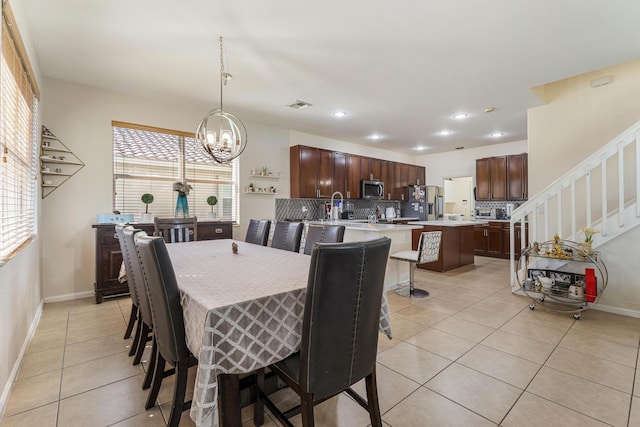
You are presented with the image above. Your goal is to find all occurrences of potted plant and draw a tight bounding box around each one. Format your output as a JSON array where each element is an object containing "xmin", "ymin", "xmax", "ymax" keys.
[
  {"xmin": 207, "ymin": 195, "xmax": 218, "ymax": 220},
  {"xmin": 140, "ymin": 193, "xmax": 154, "ymax": 222}
]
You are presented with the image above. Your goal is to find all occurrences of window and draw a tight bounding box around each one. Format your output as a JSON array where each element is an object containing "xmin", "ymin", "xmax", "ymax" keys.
[
  {"xmin": 0, "ymin": 2, "xmax": 39, "ymax": 265},
  {"xmin": 112, "ymin": 122, "xmax": 239, "ymax": 222}
]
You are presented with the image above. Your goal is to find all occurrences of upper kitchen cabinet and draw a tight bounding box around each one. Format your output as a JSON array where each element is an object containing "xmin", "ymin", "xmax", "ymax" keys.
[
  {"xmin": 369, "ymin": 158, "xmax": 382, "ymax": 181},
  {"xmin": 507, "ymin": 153, "xmax": 528, "ymax": 201},
  {"xmin": 475, "ymin": 156, "xmax": 507, "ymax": 201},
  {"xmin": 290, "ymin": 145, "xmax": 334, "ymax": 198},
  {"xmin": 333, "ymin": 151, "xmax": 347, "ymax": 196},
  {"xmin": 346, "ymin": 153, "xmax": 361, "ymax": 199},
  {"xmin": 407, "ymin": 165, "xmax": 425, "ymax": 186}
]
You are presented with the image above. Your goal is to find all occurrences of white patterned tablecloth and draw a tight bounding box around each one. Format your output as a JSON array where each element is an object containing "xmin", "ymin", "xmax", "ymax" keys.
[{"xmin": 165, "ymin": 239, "xmax": 392, "ymax": 427}]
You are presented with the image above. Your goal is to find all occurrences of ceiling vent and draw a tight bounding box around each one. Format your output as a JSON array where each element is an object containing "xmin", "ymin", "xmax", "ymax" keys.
[{"xmin": 286, "ymin": 100, "xmax": 313, "ymax": 110}]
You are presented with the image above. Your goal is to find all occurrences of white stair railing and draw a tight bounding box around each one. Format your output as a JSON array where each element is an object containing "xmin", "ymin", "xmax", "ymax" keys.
[{"xmin": 509, "ymin": 119, "xmax": 640, "ymax": 286}]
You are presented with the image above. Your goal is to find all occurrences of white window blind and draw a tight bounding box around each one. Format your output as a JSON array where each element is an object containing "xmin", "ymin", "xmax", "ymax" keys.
[
  {"xmin": 112, "ymin": 122, "xmax": 239, "ymax": 222},
  {"xmin": 0, "ymin": 7, "xmax": 39, "ymax": 265}
]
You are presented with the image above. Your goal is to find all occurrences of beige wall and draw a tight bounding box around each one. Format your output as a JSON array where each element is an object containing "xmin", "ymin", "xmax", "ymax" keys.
[
  {"xmin": 528, "ymin": 58, "xmax": 640, "ymax": 194},
  {"xmin": 527, "ymin": 59, "xmax": 640, "ymax": 314}
]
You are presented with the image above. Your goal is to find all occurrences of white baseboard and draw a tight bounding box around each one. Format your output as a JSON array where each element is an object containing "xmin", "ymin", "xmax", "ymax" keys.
[
  {"xmin": 43, "ymin": 290, "xmax": 94, "ymax": 304},
  {"xmin": 591, "ymin": 303, "xmax": 640, "ymax": 318},
  {"xmin": 0, "ymin": 302, "xmax": 43, "ymax": 421}
]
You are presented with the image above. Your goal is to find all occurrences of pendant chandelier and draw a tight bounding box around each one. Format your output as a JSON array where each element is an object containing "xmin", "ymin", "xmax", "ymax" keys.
[{"xmin": 196, "ymin": 37, "xmax": 247, "ymax": 164}]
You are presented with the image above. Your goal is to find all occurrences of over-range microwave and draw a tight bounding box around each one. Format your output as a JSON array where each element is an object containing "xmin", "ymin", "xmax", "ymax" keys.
[{"xmin": 361, "ymin": 180, "xmax": 384, "ymax": 199}]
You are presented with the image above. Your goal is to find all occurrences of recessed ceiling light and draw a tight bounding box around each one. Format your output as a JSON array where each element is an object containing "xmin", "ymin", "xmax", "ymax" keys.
[
  {"xmin": 452, "ymin": 113, "xmax": 468, "ymax": 120},
  {"xmin": 437, "ymin": 130, "xmax": 452, "ymax": 136},
  {"xmin": 490, "ymin": 132, "xmax": 504, "ymax": 138},
  {"xmin": 332, "ymin": 111, "xmax": 348, "ymax": 118},
  {"xmin": 414, "ymin": 146, "xmax": 428, "ymax": 151},
  {"xmin": 484, "ymin": 107, "xmax": 496, "ymax": 113},
  {"xmin": 369, "ymin": 134, "xmax": 382, "ymax": 140}
]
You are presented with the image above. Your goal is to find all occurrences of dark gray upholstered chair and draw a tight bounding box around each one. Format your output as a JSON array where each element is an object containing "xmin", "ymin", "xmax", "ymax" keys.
[
  {"xmin": 134, "ymin": 232, "xmax": 197, "ymax": 427},
  {"xmin": 245, "ymin": 219, "xmax": 271, "ymax": 246},
  {"xmin": 302, "ymin": 224, "xmax": 345, "ymax": 255},
  {"xmin": 271, "ymin": 221, "xmax": 304, "ymax": 252},
  {"xmin": 255, "ymin": 237, "xmax": 391, "ymax": 427},
  {"xmin": 121, "ymin": 227, "xmax": 155, "ymax": 382},
  {"xmin": 390, "ymin": 231, "xmax": 442, "ymax": 298},
  {"xmin": 115, "ymin": 224, "xmax": 140, "ymax": 341},
  {"xmin": 154, "ymin": 216, "xmax": 197, "ymax": 243}
]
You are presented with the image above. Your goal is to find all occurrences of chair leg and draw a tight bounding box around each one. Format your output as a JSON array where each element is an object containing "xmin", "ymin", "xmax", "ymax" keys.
[
  {"xmin": 146, "ymin": 353, "xmax": 166, "ymax": 410},
  {"xmin": 128, "ymin": 313, "xmax": 143, "ymax": 357},
  {"xmin": 133, "ymin": 323, "xmax": 151, "ymax": 365},
  {"xmin": 364, "ymin": 369, "xmax": 382, "ymax": 427},
  {"xmin": 254, "ymin": 368, "xmax": 265, "ymax": 426},
  {"xmin": 409, "ymin": 262, "xmax": 429, "ymax": 298},
  {"xmin": 123, "ymin": 304, "xmax": 138, "ymax": 339},
  {"xmin": 142, "ymin": 338, "xmax": 157, "ymax": 390},
  {"xmin": 168, "ymin": 358, "xmax": 190, "ymax": 427},
  {"xmin": 300, "ymin": 391, "xmax": 315, "ymax": 427}
]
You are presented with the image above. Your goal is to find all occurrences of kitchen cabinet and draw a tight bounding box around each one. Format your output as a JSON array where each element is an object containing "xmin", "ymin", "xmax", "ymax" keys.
[
  {"xmin": 475, "ymin": 156, "xmax": 507, "ymax": 201},
  {"xmin": 333, "ymin": 151, "xmax": 347, "ymax": 196},
  {"xmin": 92, "ymin": 221, "xmax": 233, "ymax": 303},
  {"xmin": 290, "ymin": 145, "xmax": 425, "ymax": 201},
  {"xmin": 412, "ymin": 224, "xmax": 475, "ymax": 272},
  {"xmin": 346, "ymin": 153, "xmax": 361, "ymax": 199},
  {"xmin": 290, "ymin": 146, "xmax": 333, "ymax": 198},
  {"xmin": 507, "ymin": 153, "xmax": 528, "ymax": 201},
  {"xmin": 475, "ymin": 221, "xmax": 529, "ymax": 258}
]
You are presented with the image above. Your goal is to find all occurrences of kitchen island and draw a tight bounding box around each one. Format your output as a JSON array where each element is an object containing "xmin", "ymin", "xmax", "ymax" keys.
[
  {"xmin": 407, "ymin": 220, "xmax": 476, "ymax": 272},
  {"xmin": 307, "ymin": 220, "xmax": 422, "ymax": 290}
]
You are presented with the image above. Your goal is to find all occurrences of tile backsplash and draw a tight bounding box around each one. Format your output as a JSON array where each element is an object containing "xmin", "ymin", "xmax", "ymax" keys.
[{"xmin": 275, "ymin": 198, "xmax": 400, "ymax": 221}]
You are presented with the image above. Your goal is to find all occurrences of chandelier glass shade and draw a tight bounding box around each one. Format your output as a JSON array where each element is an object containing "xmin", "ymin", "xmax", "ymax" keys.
[{"xmin": 196, "ymin": 37, "xmax": 247, "ymax": 164}]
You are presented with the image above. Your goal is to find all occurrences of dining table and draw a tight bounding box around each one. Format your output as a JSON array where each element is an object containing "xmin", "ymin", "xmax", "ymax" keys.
[{"xmin": 164, "ymin": 239, "xmax": 392, "ymax": 427}]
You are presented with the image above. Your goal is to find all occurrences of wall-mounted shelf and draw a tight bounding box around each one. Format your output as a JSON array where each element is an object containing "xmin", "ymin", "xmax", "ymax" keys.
[
  {"xmin": 249, "ymin": 173, "xmax": 280, "ymax": 180},
  {"xmin": 244, "ymin": 190, "xmax": 277, "ymax": 195},
  {"xmin": 41, "ymin": 126, "xmax": 85, "ymax": 198}
]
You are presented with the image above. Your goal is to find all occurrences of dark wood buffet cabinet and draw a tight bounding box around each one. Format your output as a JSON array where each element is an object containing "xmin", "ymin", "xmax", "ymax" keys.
[
  {"xmin": 92, "ymin": 221, "xmax": 233, "ymax": 303},
  {"xmin": 290, "ymin": 145, "xmax": 425, "ymax": 200}
]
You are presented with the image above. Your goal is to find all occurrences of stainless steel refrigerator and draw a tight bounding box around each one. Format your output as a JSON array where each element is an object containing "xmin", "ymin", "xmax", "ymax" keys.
[{"xmin": 401, "ymin": 185, "xmax": 442, "ymax": 221}]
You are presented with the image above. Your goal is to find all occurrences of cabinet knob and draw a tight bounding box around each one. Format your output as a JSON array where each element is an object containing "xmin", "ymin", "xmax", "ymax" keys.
[{"xmin": 215, "ymin": 228, "xmax": 223, "ymax": 233}]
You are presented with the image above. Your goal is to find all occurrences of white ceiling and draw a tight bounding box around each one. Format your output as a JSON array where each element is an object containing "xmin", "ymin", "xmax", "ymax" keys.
[{"xmin": 18, "ymin": 0, "xmax": 640, "ymax": 154}]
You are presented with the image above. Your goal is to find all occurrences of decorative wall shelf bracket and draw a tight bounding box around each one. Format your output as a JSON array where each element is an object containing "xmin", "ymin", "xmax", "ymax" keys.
[{"xmin": 40, "ymin": 126, "xmax": 85, "ymax": 198}]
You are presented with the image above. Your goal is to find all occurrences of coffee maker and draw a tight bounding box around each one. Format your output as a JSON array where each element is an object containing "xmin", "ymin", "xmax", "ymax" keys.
[{"xmin": 341, "ymin": 201, "xmax": 355, "ymax": 219}]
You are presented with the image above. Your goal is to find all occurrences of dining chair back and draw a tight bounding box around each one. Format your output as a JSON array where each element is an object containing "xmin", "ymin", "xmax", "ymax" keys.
[
  {"xmin": 302, "ymin": 224, "xmax": 345, "ymax": 255},
  {"xmin": 255, "ymin": 237, "xmax": 391, "ymax": 427},
  {"xmin": 134, "ymin": 232, "xmax": 197, "ymax": 427},
  {"xmin": 245, "ymin": 219, "xmax": 271, "ymax": 246},
  {"xmin": 115, "ymin": 224, "xmax": 141, "ymax": 340},
  {"xmin": 154, "ymin": 216, "xmax": 197, "ymax": 243},
  {"xmin": 120, "ymin": 226, "xmax": 154, "ymax": 367},
  {"xmin": 271, "ymin": 221, "xmax": 304, "ymax": 252},
  {"xmin": 390, "ymin": 231, "xmax": 442, "ymax": 298}
]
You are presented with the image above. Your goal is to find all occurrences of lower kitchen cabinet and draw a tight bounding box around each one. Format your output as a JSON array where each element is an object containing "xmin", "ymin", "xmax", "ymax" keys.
[
  {"xmin": 412, "ymin": 224, "xmax": 475, "ymax": 272},
  {"xmin": 92, "ymin": 221, "xmax": 233, "ymax": 303},
  {"xmin": 475, "ymin": 221, "xmax": 528, "ymax": 259}
]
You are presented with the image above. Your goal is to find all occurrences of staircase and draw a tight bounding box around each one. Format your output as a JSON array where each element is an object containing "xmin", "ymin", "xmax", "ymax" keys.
[{"xmin": 509, "ymin": 119, "xmax": 640, "ymax": 287}]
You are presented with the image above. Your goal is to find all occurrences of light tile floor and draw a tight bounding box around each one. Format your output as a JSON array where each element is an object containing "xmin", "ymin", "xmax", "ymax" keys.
[{"xmin": 2, "ymin": 256, "xmax": 640, "ymax": 426}]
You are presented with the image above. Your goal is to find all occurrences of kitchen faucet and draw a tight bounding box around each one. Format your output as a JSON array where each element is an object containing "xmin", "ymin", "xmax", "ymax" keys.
[{"xmin": 330, "ymin": 191, "xmax": 344, "ymax": 221}]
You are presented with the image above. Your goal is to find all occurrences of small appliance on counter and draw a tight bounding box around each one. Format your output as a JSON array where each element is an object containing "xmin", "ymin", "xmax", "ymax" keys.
[
  {"xmin": 385, "ymin": 207, "xmax": 396, "ymax": 219},
  {"xmin": 475, "ymin": 208, "xmax": 496, "ymax": 219},
  {"xmin": 341, "ymin": 201, "xmax": 355, "ymax": 219}
]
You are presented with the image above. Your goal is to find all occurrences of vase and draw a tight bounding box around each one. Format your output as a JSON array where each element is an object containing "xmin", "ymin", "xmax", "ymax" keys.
[
  {"xmin": 580, "ymin": 241, "xmax": 593, "ymax": 256},
  {"xmin": 175, "ymin": 193, "xmax": 189, "ymax": 217}
]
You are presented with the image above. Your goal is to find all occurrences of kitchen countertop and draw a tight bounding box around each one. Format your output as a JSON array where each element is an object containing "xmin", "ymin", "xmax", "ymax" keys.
[
  {"xmin": 408, "ymin": 220, "xmax": 478, "ymax": 227},
  {"xmin": 307, "ymin": 220, "xmax": 421, "ymax": 231}
]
